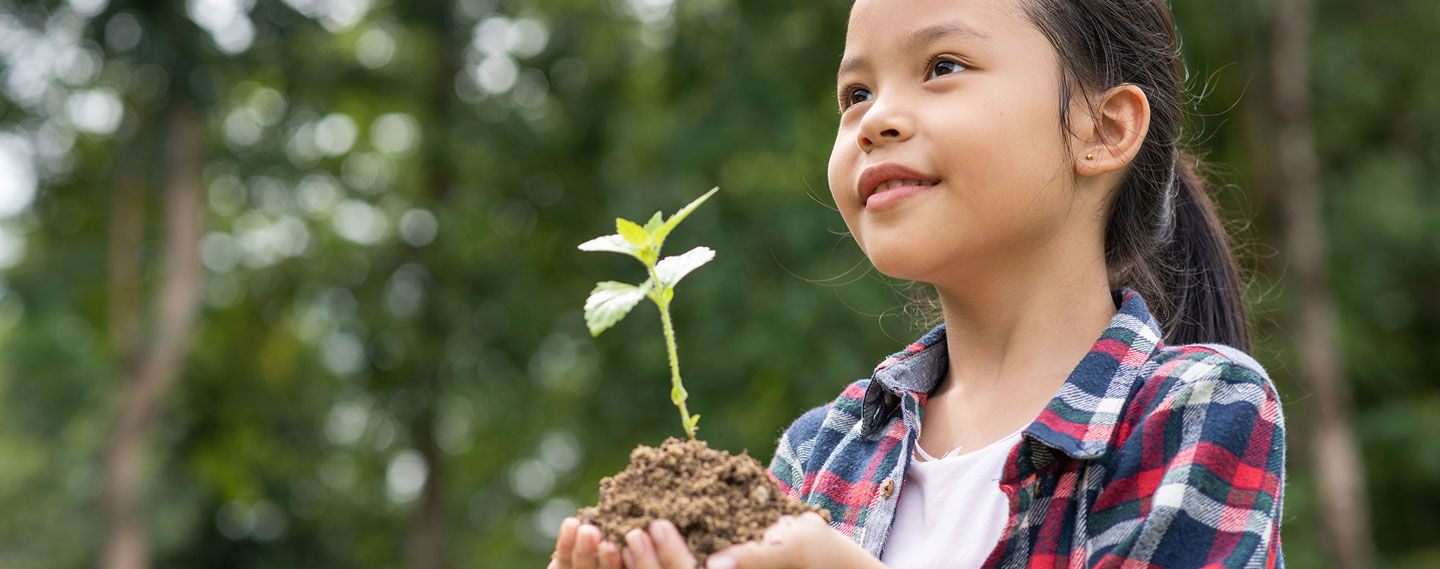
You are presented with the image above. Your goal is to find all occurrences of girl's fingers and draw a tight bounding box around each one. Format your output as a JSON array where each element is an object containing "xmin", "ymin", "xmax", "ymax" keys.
[
  {"xmin": 648, "ymin": 519, "xmax": 698, "ymax": 569},
  {"xmin": 707, "ymin": 517, "xmax": 787, "ymax": 569},
  {"xmin": 761, "ymin": 515, "xmax": 795, "ymax": 544},
  {"xmin": 554, "ymin": 517, "xmax": 581, "ymax": 569},
  {"xmin": 598, "ymin": 540, "xmax": 622, "ymax": 569},
  {"xmin": 625, "ymin": 529, "xmax": 661, "ymax": 569},
  {"xmin": 572, "ymin": 524, "xmax": 603, "ymax": 569},
  {"xmin": 709, "ymin": 512, "xmax": 834, "ymax": 569},
  {"xmin": 710, "ymin": 542, "xmax": 777, "ymax": 569}
]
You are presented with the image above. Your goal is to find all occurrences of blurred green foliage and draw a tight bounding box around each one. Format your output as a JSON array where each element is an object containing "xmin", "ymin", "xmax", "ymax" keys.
[{"xmin": 0, "ymin": 0, "xmax": 1436, "ymax": 568}]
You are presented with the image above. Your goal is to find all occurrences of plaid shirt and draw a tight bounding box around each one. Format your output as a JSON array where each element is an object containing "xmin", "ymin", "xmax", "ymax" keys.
[{"xmin": 767, "ymin": 289, "xmax": 1285, "ymax": 568}]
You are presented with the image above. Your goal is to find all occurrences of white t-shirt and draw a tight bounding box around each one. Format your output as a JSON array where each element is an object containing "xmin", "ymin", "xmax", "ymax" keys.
[{"xmin": 879, "ymin": 429, "xmax": 1024, "ymax": 569}]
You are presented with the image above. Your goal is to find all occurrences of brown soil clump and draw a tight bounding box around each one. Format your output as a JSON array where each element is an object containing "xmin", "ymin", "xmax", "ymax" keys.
[{"xmin": 576, "ymin": 437, "xmax": 829, "ymax": 565}]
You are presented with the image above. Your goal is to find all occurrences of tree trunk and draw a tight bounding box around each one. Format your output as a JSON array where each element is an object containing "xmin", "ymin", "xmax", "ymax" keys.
[
  {"xmin": 1270, "ymin": 1, "xmax": 1374, "ymax": 568},
  {"xmin": 100, "ymin": 102, "xmax": 206, "ymax": 569},
  {"xmin": 107, "ymin": 156, "xmax": 144, "ymax": 359},
  {"xmin": 402, "ymin": 9, "xmax": 462, "ymax": 568},
  {"xmin": 406, "ymin": 398, "xmax": 447, "ymax": 569}
]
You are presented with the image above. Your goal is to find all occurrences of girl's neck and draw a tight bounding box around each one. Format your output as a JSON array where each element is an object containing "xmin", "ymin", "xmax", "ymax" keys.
[{"xmin": 931, "ymin": 255, "xmax": 1117, "ymax": 399}]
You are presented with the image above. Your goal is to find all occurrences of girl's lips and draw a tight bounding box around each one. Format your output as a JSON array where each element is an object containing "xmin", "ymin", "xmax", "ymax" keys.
[{"xmin": 864, "ymin": 183, "xmax": 936, "ymax": 210}]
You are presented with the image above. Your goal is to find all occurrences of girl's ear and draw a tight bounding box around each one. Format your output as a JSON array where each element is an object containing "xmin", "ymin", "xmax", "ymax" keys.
[{"xmin": 1073, "ymin": 84, "xmax": 1151, "ymax": 177}]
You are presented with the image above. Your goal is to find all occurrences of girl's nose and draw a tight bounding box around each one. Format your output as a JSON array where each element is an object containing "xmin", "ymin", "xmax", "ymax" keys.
[
  {"xmin": 856, "ymin": 128, "xmax": 902, "ymax": 152},
  {"xmin": 857, "ymin": 99, "xmax": 912, "ymax": 152}
]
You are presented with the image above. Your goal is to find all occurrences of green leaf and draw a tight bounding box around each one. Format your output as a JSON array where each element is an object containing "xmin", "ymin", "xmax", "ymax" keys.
[
  {"xmin": 653, "ymin": 187, "xmax": 719, "ymax": 247},
  {"xmin": 642, "ymin": 211, "xmax": 664, "ymax": 233},
  {"xmin": 583, "ymin": 281, "xmax": 647, "ymax": 336},
  {"xmin": 577, "ymin": 234, "xmax": 641, "ymax": 259},
  {"xmin": 616, "ymin": 218, "xmax": 652, "ymax": 249},
  {"xmin": 686, "ymin": 414, "xmax": 701, "ymax": 433},
  {"xmin": 654, "ymin": 246, "xmax": 715, "ymax": 288}
]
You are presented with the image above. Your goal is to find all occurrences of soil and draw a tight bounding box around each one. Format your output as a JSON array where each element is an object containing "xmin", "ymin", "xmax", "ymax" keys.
[{"xmin": 576, "ymin": 437, "xmax": 830, "ymax": 565}]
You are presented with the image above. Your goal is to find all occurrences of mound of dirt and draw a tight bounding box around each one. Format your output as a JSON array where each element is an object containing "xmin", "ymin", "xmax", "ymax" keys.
[{"xmin": 576, "ymin": 437, "xmax": 830, "ymax": 565}]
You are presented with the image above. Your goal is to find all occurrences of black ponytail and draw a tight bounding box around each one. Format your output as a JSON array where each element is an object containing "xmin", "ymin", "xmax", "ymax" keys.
[
  {"xmin": 1121, "ymin": 155, "xmax": 1250, "ymax": 351},
  {"xmin": 1026, "ymin": 0, "xmax": 1252, "ymax": 350}
]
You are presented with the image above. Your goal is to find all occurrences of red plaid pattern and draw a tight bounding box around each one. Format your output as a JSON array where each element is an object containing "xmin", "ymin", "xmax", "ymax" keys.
[{"xmin": 767, "ymin": 289, "xmax": 1285, "ymax": 568}]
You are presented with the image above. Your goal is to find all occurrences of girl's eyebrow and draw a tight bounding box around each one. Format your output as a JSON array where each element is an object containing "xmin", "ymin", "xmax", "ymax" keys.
[{"xmin": 837, "ymin": 20, "xmax": 990, "ymax": 79}]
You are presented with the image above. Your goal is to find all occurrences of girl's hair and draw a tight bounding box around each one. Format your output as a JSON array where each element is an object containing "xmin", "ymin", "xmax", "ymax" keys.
[{"xmin": 1023, "ymin": 0, "xmax": 1251, "ymax": 351}]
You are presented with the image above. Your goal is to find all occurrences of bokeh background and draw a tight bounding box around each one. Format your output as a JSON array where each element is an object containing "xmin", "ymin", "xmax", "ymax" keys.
[{"xmin": 0, "ymin": 0, "xmax": 1436, "ymax": 567}]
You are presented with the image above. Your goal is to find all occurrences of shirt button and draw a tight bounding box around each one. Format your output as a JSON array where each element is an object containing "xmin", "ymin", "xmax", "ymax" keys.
[{"xmin": 880, "ymin": 478, "xmax": 895, "ymax": 499}]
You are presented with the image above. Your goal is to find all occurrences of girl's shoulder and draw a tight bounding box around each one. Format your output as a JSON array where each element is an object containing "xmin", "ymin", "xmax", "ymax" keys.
[
  {"xmin": 1141, "ymin": 342, "xmax": 1278, "ymax": 406},
  {"xmin": 771, "ymin": 339, "xmax": 1285, "ymax": 482},
  {"xmin": 1120, "ymin": 342, "xmax": 1285, "ymax": 441},
  {"xmin": 1152, "ymin": 342, "xmax": 1270, "ymax": 382},
  {"xmin": 775, "ymin": 378, "xmax": 872, "ymax": 448}
]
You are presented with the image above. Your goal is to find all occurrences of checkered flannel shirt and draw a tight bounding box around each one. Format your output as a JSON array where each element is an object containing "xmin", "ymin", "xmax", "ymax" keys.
[{"xmin": 767, "ymin": 289, "xmax": 1285, "ymax": 568}]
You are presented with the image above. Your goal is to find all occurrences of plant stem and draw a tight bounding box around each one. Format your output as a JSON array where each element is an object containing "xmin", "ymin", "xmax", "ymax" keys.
[{"xmin": 656, "ymin": 297, "xmax": 696, "ymax": 439}]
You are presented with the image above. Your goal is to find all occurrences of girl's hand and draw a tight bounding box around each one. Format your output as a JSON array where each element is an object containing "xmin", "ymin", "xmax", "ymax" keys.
[
  {"xmin": 548, "ymin": 517, "xmax": 624, "ymax": 569},
  {"xmin": 621, "ymin": 519, "xmax": 699, "ymax": 569},
  {"xmin": 628, "ymin": 513, "xmax": 876, "ymax": 569},
  {"xmin": 703, "ymin": 512, "xmax": 835, "ymax": 569}
]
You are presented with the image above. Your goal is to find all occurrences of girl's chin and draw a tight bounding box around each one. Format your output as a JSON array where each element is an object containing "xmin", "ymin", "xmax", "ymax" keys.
[
  {"xmin": 863, "ymin": 250, "xmax": 944, "ymax": 282},
  {"xmin": 862, "ymin": 238, "xmax": 987, "ymax": 284}
]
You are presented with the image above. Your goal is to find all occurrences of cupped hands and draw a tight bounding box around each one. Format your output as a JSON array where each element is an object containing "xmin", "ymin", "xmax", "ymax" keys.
[{"xmin": 548, "ymin": 512, "xmax": 880, "ymax": 569}]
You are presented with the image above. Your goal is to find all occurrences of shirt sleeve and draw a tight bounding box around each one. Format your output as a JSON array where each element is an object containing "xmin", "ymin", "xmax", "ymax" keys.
[
  {"xmin": 767, "ymin": 403, "xmax": 831, "ymax": 501},
  {"xmin": 1091, "ymin": 360, "xmax": 1286, "ymax": 569}
]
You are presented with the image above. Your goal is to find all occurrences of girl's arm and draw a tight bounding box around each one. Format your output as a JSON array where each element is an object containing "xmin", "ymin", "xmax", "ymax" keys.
[
  {"xmin": 1081, "ymin": 360, "xmax": 1286, "ymax": 568},
  {"xmin": 626, "ymin": 514, "xmax": 886, "ymax": 569}
]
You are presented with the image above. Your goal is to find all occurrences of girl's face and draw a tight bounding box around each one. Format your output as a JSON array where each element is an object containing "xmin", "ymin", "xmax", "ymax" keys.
[{"xmin": 828, "ymin": 0, "xmax": 1092, "ymax": 286}]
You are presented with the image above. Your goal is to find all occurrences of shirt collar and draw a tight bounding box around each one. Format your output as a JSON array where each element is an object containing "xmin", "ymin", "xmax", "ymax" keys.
[{"xmin": 861, "ymin": 289, "xmax": 1164, "ymax": 459}]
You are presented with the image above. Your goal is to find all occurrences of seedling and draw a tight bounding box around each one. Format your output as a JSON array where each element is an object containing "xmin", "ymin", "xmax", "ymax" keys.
[{"xmin": 578, "ymin": 187, "xmax": 719, "ymax": 440}]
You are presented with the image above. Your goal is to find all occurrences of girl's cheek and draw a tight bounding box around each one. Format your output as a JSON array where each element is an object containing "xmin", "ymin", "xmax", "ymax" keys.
[
  {"xmin": 825, "ymin": 155, "xmax": 861, "ymax": 242},
  {"xmin": 828, "ymin": 138, "xmax": 855, "ymax": 206}
]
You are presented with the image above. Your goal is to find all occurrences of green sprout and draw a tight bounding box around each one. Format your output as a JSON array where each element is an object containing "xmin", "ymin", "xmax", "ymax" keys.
[{"xmin": 578, "ymin": 187, "xmax": 719, "ymax": 440}]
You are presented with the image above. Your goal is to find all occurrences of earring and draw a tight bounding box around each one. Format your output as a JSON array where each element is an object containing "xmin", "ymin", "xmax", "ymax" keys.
[{"xmin": 1085, "ymin": 153, "xmax": 1095, "ymax": 160}]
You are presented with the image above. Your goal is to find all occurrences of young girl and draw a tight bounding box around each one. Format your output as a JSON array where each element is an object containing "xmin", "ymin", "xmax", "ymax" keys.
[{"xmin": 552, "ymin": 0, "xmax": 1286, "ymax": 567}]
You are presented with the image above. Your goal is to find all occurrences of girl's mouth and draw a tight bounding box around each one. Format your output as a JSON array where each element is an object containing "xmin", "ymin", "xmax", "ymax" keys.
[
  {"xmin": 857, "ymin": 162, "xmax": 941, "ymax": 210},
  {"xmin": 865, "ymin": 180, "xmax": 938, "ymax": 210}
]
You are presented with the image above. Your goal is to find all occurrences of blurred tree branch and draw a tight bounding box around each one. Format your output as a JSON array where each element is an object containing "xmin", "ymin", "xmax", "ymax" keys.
[
  {"xmin": 1270, "ymin": 0, "xmax": 1374, "ymax": 567},
  {"xmin": 404, "ymin": 10, "xmax": 459, "ymax": 568},
  {"xmin": 107, "ymin": 154, "xmax": 144, "ymax": 359},
  {"xmin": 100, "ymin": 101, "xmax": 205, "ymax": 569}
]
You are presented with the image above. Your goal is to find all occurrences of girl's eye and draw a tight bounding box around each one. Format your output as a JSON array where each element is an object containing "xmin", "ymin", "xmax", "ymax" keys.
[
  {"xmin": 840, "ymin": 86, "xmax": 873, "ymax": 110},
  {"xmin": 927, "ymin": 58, "xmax": 967, "ymax": 79}
]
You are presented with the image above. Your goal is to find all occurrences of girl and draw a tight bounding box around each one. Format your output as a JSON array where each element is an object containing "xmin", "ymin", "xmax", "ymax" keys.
[{"xmin": 552, "ymin": 0, "xmax": 1286, "ymax": 567}]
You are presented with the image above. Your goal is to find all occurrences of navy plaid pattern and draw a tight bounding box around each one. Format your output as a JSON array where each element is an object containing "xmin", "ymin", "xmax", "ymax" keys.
[{"xmin": 768, "ymin": 289, "xmax": 1286, "ymax": 568}]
